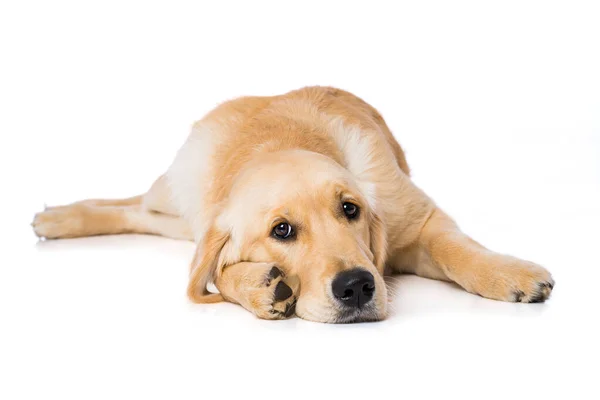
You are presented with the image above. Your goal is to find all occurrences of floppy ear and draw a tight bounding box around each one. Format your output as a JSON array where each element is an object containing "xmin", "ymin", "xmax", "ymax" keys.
[
  {"xmin": 186, "ymin": 224, "xmax": 230, "ymax": 304},
  {"xmin": 369, "ymin": 211, "xmax": 388, "ymax": 274}
]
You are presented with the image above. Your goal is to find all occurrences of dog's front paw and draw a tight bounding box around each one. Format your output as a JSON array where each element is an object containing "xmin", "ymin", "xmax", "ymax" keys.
[
  {"xmin": 216, "ymin": 262, "xmax": 300, "ymax": 320},
  {"xmin": 471, "ymin": 256, "xmax": 555, "ymax": 303},
  {"xmin": 250, "ymin": 266, "xmax": 299, "ymax": 320}
]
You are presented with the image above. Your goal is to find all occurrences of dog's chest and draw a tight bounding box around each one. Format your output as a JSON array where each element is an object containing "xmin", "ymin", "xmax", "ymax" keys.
[{"xmin": 166, "ymin": 122, "xmax": 222, "ymax": 242}]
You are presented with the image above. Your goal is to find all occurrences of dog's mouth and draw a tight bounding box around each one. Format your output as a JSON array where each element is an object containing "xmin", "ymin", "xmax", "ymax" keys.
[
  {"xmin": 294, "ymin": 299, "xmax": 384, "ymax": 323},
  {"xmin": 333, "ymin": 303, "xmax": 381, "ymax": 323}
]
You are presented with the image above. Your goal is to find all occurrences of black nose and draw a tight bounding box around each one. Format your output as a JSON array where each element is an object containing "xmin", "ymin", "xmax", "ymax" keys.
[{"xmin": 331, "ymin": 268, "xmax": 375, "ymax": 308}]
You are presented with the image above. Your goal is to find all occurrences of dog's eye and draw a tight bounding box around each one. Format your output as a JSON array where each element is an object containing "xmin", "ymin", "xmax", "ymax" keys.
[
  {"xmin": 342, "ymin": 202, "xmax": 360, "ymax": 219},
  {"xmin": 272, "ymin": 222, "xmax": 294, "ymax": 239}
]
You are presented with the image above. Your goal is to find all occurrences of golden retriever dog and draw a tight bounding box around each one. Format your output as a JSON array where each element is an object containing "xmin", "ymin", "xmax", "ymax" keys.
[{"xmin": 32, "ymin": 86, "xmax": 554, "ymax": 323}]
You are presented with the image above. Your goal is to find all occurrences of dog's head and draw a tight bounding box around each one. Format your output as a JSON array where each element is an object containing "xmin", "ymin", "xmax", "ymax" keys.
[{"xmin": 189, "ymin": 149, "xmax": 388, "ymax": 323}]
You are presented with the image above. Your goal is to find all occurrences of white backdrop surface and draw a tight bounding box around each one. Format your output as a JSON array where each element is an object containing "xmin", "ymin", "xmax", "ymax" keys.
[{"xmin": 1, "ymin": 1, "xmax": 599, "ymax": 399}]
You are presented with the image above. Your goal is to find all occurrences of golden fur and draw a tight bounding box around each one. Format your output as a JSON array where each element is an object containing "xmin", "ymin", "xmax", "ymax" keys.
[{"xmin": 32, "ymin": 86, "xmax": 554, "ymax": 323}]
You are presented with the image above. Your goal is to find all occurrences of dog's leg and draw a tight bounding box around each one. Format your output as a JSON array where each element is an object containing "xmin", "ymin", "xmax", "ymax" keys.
[
  {"xmin": 396, "ymin": 207, "xmax": 554, "ymax": 303},
  {"xmin": 214, "ymin": 262, "xmax": 300, "ymax": 320},
  {"xmin": 32, "ymin": 203, "xmax": 193, "ymax": 241},
  {"xmin": 32, "ymin": 175, "xmax": 190, "ymax": 240}
]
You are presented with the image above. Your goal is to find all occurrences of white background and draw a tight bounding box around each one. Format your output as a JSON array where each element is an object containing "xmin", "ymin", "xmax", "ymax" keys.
[{"xmin": 1, "ymin": 1, "xmax": 599, "ymax": 399}]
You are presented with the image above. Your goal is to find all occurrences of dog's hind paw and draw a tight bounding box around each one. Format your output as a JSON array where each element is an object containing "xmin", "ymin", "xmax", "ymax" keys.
[{"xmin": 31, "ymin": 205, "xmax": 87, "ymax": 239}]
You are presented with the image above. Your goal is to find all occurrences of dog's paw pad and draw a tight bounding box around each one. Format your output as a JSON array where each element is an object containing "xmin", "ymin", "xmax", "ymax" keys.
[
  {"xmin": 270, "ymin": 296, "xmax": 297, "ymax": 318},
  {"xmin": 268, "ymin": 266, "xmax": 283, "ymax": 280},
  {"xmin": 274, "ymin": 280, "xmax": 293, "ymax": 301}
]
